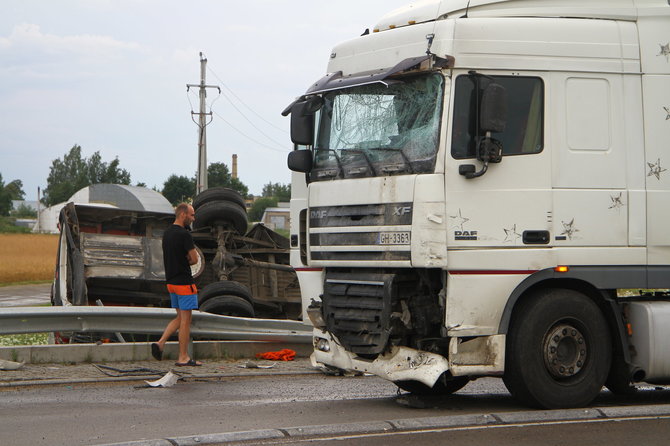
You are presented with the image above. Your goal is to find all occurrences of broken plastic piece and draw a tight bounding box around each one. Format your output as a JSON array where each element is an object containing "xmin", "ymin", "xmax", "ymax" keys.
[
  {"xmin": 145, "ymin": 371, "xmax": 179, "ymax": 387},
  {"xmin": 237, "ymin": 361, "xmax": 276, "ymax": 369},
  {"xmin": 0, "ymin": 359, "xmax": 24, "ymax": 370}
]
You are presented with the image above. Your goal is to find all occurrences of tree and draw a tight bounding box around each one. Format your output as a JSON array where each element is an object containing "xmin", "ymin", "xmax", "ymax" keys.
[
  {"xmin": 162, "ymin": 175, "xmax": 195, "ymax": 206},
  {"xmin": 0, "ymin": 174, "xmax": 26, "ymax": 216},
  {"xmin": 0, "ymin": 173, "xmax": 11, "ymax": 216},
  {"xmin": 207, "ymin": 162, "xmax": 249, "ymax": 198},
  {"xmin": 87, "ymin": 152, "xmax": 130, "ymax": 184},
  {"xmin": 42, "ymin": 144, "xmax": 132, "ymax": 207},
  {"xmin": 261, "ymin": 182, "xmax": 291, "ymax": 202},
  {"xmin": 4, "ymin": 179, "xmax": 25, "ymax": 200},
  {"xmin": 10, "ymin": 202, "xmax": 37, "ymax": 218},
  {"xmin": 248, "ymin": 196, "xmax": 278, "ymax": 222}
]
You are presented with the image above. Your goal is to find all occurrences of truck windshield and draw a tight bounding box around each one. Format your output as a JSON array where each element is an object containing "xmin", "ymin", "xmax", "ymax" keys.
[{"xmin": 312, "ymin": 73, "xmax": 444, "ymax": 181}]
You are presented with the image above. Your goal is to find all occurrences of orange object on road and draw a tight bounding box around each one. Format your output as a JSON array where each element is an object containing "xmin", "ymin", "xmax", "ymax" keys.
[{"xmin": 255, "ymin": 349, "xmax": 296, "ymax": 361}]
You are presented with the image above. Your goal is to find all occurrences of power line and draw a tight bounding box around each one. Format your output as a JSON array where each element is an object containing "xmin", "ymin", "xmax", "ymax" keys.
[
  {"xmin": 207, "ymin": 64, "xmax": 290, "ymax": 135},
  {"xmin": 211, "ymin": 109, "xmax": 289, "ymax": 153},
  {"xmin": 219, "ymin": 88, "xmax": 288, "ymax": 148}
]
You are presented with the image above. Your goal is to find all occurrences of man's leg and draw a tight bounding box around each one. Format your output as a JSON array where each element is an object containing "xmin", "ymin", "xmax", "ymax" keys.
[
  {"xmin": 156, "ymin": 310, "xmax": 181, "ymax": 351},
  {"xmin": 177, "ymin": 309, "xmax": 201, "ymax": 365}
]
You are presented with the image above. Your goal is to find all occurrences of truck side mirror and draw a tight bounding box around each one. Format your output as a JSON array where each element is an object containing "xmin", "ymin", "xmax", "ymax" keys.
[
  {"xmin": 290, "ymin": 96, "xmax": 323, "ymax": 146},
  {"xmin": 480, "ymin": 83, "xmax": 507, "ymax": 133},
  {"xmin": 460, "ymin": 82, "xmax": 507, "ymax": 179},
  {"xmin": 287, "ymin": 149, "xmax": 313, "ymax": 173}
]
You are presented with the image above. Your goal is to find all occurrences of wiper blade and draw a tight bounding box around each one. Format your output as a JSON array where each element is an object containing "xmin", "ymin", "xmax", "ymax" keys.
[
  {"xmin": 313, "ymin": 148, "xmax": 343, "ymax": 178},
  {"xmin": 370, "ymin": 147, "xmax": 414, "ymax": 174},
  {"xmin": 342, "ymin": 149, "xmax": 377, "ymax": 176}
]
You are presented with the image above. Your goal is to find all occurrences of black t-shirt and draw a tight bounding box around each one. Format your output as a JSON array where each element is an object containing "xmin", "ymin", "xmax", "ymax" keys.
[{"xmin": 162, "ymin": 224, "xmax": 195, "ymax": 285}]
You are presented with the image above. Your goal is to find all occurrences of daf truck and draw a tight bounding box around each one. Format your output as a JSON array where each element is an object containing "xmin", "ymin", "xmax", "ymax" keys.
[{"xmin": 284, "ymin": 0, "xmax": 670, "ymax": 409}]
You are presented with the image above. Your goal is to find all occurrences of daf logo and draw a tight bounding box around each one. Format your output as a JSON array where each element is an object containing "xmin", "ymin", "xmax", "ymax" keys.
[
  {"xmin": 393, "ymin": 206, "xmax": 412, "ymax": 216},
  {"xmin": 311, "ymin": 210, "xmax": 328, "ymax": 219}
]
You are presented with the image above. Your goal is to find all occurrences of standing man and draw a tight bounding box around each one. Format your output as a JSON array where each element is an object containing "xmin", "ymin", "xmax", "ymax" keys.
[{"xmin": 152, "ymin": 203, "xmax": 203, "ymax": 366}]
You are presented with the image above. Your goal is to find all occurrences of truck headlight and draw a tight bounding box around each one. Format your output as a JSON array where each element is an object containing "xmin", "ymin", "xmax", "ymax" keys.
[{"xmin": 315, "ymin": 337, "xmax": 330, "ymax": 352}]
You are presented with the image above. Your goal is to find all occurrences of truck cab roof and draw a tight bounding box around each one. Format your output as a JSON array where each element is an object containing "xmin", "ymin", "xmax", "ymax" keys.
[{"xmin": 374, "ymin": 0, "xmax": 670, "ymax": 32}]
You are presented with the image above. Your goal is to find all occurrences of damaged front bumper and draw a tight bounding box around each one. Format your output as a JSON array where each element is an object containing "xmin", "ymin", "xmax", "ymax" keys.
[{"xmin": 310, "ymin": 330, "xmax": 450, "ymax": 387}]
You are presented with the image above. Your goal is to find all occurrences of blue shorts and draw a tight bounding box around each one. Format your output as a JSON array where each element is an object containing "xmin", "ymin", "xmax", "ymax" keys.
[{"xmin": 167, "ymin": 284, "xmax": 199, "ymax": 310}]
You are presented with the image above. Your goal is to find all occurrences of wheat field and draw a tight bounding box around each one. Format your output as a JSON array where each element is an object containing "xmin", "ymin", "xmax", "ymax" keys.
[{"xmin": 0, "ymin": 234, "xmax": 59, "ymax": 284}]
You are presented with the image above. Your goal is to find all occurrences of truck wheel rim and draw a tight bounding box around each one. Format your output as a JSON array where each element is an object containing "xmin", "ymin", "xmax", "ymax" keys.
[{"xmin": 542, "ymin": 323, "xmax": 587, "ymax": 379}]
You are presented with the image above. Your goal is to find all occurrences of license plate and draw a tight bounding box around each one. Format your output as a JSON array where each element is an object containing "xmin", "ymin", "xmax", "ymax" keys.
[{"xmin": 378, "ymin": 232, "xmax": 411, "ymax": 245}]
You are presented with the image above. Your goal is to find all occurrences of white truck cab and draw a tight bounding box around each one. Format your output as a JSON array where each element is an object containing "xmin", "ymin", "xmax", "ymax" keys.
[{"xmin": 286, "ymin": 0, "xmax": 670, "ymax": 408}]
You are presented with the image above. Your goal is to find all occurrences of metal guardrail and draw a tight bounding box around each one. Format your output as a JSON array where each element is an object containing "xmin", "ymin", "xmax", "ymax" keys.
[{"xmin": 0, "ymin": 306, "xmax": 313, "ymax": 343}]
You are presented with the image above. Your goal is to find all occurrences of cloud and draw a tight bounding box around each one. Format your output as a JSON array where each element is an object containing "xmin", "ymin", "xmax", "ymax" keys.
[
  {"xmin": 0, "ymin": 23, "xmax": 143, "ymax": 81},
  {"xmin": 7, "ymin": 23, "xmax": 140, "ymax": 53}
]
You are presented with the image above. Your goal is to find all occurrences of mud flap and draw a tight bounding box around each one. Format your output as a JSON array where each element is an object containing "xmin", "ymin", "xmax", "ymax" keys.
[{"xmin": 448, "ymin": 335, "xmax": 506, "ymax": 376}]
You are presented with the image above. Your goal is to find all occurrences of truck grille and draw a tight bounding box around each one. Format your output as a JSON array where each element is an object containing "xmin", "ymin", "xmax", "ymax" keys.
[
  {"xmin": 309, "ymin": 203, "xmax": 412, "ymax": 263},
  {"xmin": 322, "ymin": 271, "xmax": 397, "ymax": 356}
]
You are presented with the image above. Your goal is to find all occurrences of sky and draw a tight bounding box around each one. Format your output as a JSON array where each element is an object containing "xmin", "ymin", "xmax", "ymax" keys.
[{"xmin": 0, "ymin": 0, "xmax": 414, "ymax": 201}]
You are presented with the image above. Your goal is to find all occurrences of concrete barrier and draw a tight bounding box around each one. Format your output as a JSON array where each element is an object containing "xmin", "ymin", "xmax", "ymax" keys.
[{"xmin": 0, "ymin": 340, "xmax": 313, "ymax": 364}]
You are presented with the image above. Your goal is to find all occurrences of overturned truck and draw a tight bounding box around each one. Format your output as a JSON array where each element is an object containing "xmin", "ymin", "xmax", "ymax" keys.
[{"xmin": 52, "ymin": 188, "xmax": 301, "ymax": 341}]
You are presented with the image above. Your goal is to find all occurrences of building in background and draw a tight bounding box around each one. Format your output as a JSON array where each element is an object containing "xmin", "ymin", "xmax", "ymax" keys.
[{"xmin": 260, "ymin": 202, "xmax": 290, "ymax": 231}]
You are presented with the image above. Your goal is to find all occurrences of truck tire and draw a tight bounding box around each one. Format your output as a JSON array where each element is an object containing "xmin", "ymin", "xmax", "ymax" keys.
[
  {"xmin": 193, "ymin": 200, "xmax": 247, "ymax": 234},
  {"xmin": 199, "ymin": 295, "xmax": 255, "ymax": 317},
  {"xmin": 198, "ymin": 281, "xmax": 253, "ymax": 306},
  {"xmin": 503, "ymin": 289, "xmax": 612, "ymax": 409},
  {"xmin": 395, "ymin": 375, "xmax": 469, "ymax": 395},
  {"xmin": 193, "ymin": 187, "xmax": 246, "ymax": 211}
]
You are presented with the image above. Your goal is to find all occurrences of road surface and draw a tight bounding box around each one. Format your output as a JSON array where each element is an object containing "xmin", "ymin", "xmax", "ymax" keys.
[
  {"xmin": 1, "ymin": 371, "xmax": 669, "ymax": 446},
  {"xmin": 0, "ymin": 283, "xmax": 50, "ymax": 307}
]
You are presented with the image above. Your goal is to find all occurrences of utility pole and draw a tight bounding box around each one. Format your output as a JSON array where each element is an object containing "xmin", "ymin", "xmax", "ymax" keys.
[
  {"xmin": 187, "ymin": 52, "xmax": 220, "ymax": 195},
  {"xmin": 36, "ymin": 186, "xmax": 41, "ymax": 233}
]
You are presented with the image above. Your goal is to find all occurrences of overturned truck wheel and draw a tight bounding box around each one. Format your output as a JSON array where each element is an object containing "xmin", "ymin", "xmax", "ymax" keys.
[
  {"xmin": 198, "ymin": 281, "xmax": 255, "ymax": 317},
  {"xmin": 193, "ymin": 200, "xmax": 247, "ymax": 234},
  {"xmin": 199, "ymin": 295, "xmax": 254, "ymax": 317},
  {"xmin": 193, "ymin": 187, "xmax": 246, "ymax": 211}
]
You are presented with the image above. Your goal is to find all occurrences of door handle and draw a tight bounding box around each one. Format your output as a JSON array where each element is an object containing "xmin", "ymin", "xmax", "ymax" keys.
[{"xmin": 523, "ymin": 230, "xmax": 550, "ymax": 245}]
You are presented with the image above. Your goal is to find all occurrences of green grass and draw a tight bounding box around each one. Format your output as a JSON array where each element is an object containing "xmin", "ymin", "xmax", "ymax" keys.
[
  {"xmin": 0, "ymin": 217, "xmax": 32, "ymax": 233},
  {"xmin": 0, "ymin": 333, "xmax": 50, "ymax": 346}
]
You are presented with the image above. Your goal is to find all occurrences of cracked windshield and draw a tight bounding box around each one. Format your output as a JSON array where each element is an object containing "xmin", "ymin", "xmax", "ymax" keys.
[{"xmin": 313, "ymin": 74, "xmax": 444, "ymax": 181}]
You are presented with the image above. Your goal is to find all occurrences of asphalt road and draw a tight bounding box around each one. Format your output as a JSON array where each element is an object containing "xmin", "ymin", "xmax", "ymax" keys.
[
  {"xmin": 1, "ymin": 372, "xmax": 669, "ymax": 446},
  {"xmin": 257, "ymin": 418, "xmax": 670, "ymax": 446},
  {"xmin": 0, "ymin": 283, "xmax": 51, "ymax": 307},
  {"xmin": 2, "ymin": 285, "xmax": 670, "ymax": 446}
]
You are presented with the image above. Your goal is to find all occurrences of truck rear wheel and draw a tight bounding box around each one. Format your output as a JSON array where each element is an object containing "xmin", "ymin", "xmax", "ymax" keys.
[
  {"xmin": 193, "ymin": 200, "xmax": 248, "ymax": 234},
  {"xmin": 395, "ymin": 375, "xmax": 469, "ymax": 395},
  {"xmin": 503, "ymin": 289, "xmax": 611, "ymax": 409}
]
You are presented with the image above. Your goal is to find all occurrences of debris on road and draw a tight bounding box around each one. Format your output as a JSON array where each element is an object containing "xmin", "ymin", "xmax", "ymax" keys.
[
  {"xmin": 237, "ymin": 361, "xmax": 276, "ymax": 369},
  {"xmin": 0, "ymin": 359, "xmax": 24, "ymax": 371},
  {"xmin": 145, "ymin": 371, "xmax": 179, "ymax": 388},
  {"xmin": 93, "ymin": 364, "xmax": 164, "ymax": 377},
  {"xmin": 256, "ymin": 349, "xmax": 296, "ymax": 361}
]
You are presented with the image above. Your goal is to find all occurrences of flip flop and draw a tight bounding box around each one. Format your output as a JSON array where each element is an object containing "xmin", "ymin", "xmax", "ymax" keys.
[
  {"xmin": 175, "ymin": 359, "xmax": 203, "ymax": 367},
  {"xmin": 151, "ymin": 343, "xmax": 163, "ymax": 361}
]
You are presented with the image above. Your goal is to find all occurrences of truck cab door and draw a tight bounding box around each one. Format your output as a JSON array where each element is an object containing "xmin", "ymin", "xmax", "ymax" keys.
[{"xmin": 446, "ymin": 72, "xmax": 551, "ymax": 256}]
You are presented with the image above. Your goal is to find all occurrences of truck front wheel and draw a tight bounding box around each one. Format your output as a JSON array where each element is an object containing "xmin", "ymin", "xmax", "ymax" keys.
[{"xmin": 503, "ymin": 289, "xmax": 611, "ymax": 409}]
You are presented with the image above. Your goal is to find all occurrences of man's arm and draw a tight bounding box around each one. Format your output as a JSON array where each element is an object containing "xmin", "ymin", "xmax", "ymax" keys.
[{"xmin": 186, "ymin": 248, "xmax": 198, "ymax": 266}]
